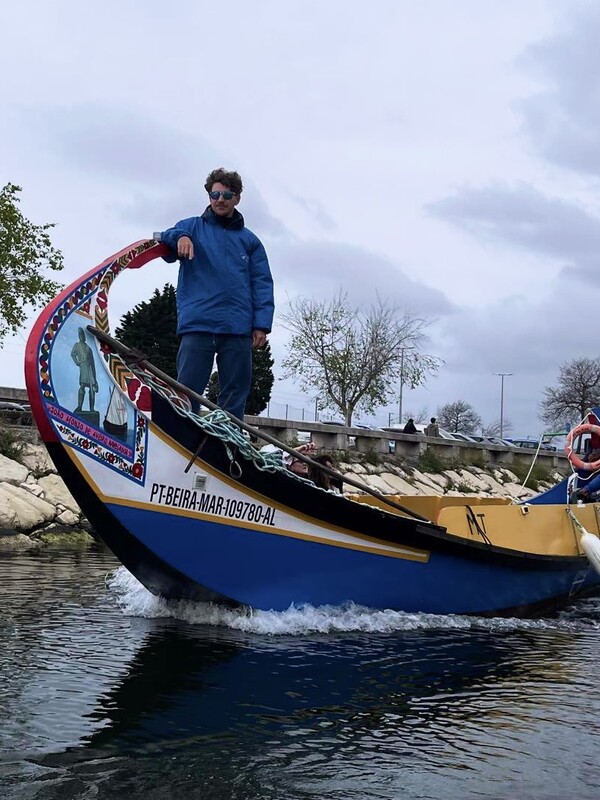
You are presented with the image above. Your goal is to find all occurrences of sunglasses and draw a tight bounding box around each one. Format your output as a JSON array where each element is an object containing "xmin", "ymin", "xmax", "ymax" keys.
[{"xmin": 209, "ymin": 190, "xmax": 236, "ymax": 200}]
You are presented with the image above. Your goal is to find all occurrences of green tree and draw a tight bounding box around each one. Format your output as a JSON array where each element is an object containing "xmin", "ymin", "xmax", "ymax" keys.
[
  {"xmin": 115, "ymin": 284, "xmax": 179, "ymax": 377},
  {"xmin": 116, "ymin": 284, "xmax": 275, "ymax": 414},
  {"xmin": 207, "ymin": 341, "xmax": 275, "ymax": 415},
  {"xmin": 281, "ymin": 291, "xmax": 441, "ymax": 425},
  {"xmin": 0, "ymin": 183, "xmax": 64, "ymax": 344},
  {"xmin": 540, "ymin": 357, "xmax": 600, "ymax": 427},
  {"xmin": 437, "ymin": 400, "xmax": 482, "ymax": 434}
]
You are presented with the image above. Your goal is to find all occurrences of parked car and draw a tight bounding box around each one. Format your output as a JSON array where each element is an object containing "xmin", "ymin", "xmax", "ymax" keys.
[
  {"xmin": 485, "ymin": 436, "xmax": 517, "ymax": 448},
  {"xmin": 506, "ymin": 438, "xmax": 557, "ymax": 452},
  {"xmin": 451, "ymin": 432, "xmax": 481, "ymax": 444},
  {"xmin": 0, "ymin": 401, "xmax": 26, "ymax": 425}
]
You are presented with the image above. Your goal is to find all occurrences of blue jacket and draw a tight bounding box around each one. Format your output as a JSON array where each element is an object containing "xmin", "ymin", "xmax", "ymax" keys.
[{"xmin": 161, "ymin": 208, "xmax": 274, "ymax": 336}]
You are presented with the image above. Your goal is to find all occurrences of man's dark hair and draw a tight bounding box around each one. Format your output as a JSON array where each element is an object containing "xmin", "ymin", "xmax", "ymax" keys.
[
  {"xmin": 430, "ymin": 417, "xmax": 436, "ymax": 423},
  {"xmin": 204, "ymin": 168, "xmax": 243, "ymax": 195}
]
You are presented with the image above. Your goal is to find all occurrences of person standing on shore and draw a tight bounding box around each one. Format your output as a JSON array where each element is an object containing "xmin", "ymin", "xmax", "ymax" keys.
[
  {"xmin": 160, "ymin": 168, "xmax": 274, "ymax": 420},
  {"xmin": 425, "ymin": 417, "xmax": 440, "ymax": 437}
]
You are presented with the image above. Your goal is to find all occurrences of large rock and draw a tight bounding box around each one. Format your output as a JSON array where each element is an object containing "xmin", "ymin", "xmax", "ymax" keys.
[
  {"xmin": 362, "ymin": 473, "xmax": 402, "ymax": 494},
  {"xmin": 56, "ymin": 509, "xmax": 80, "ymax": 526},
  {"xmin": 378, "ymin": 472, "xmax": 418, "ymax": 495},
  {"xmin": 412, "ymin": 469, "xmax": 446, "ymax": 491},
  {"xmin": 503, "ymin": 482, "xmax": 537, "ymax": 500},
  {"xmin": 0, "ymin": 453, "xmax": 29, "ymax": 486},
  {"xmin": 18, "ymin": 443, "xmax": 56, "ymax": 476},
  {"xmin": 456, "ymin": 469, "xmax": 492, "ymax": 492},
  {"xmin": 0, "ymin": 533, "xmax": 42, "ymax": 551},
  {"xmin": 0, "ymin": 483, "xmax": 56, "ymax": 530},
  {"xmin": 37, "ymin": 474, "xmax": 81, "ymax": 515},
  {"xmin": 469, "ymin": 472, "xmax": 507, "ymax": 494}
]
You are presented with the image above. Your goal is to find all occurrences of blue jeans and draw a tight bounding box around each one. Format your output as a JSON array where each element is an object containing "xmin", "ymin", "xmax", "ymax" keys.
[{"xmin": 176, "ymin": 333, "xmax": 252, "ymax": 421}]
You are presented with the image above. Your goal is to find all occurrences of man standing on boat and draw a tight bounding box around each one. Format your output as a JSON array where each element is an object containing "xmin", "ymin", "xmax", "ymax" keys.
[{"xmin": 160, "ymin": 168, "xmax": 274, "ymax": 420}]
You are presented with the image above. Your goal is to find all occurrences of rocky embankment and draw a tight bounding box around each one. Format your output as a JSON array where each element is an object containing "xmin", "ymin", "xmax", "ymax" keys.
[
  {"xmin": 0, "ymin": 443, "xmax": 94, "ymax": 551},
  {"xmin": 336, "ymin": 455, "xmax": 564, "ymax": 500},
  {"xmin": 0, "ymin": 439, "xmax": 565, "ymax": 552}
]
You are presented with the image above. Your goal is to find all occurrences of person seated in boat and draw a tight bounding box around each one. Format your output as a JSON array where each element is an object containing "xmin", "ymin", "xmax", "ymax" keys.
[
  {"xmin": 308, "ymin": 453, "xmax": 343, "ymax": 493},
  {"xmin": 403, "ymin": 418, "xmax": 418, "ymax": 434},
  {"xmin": 571, "ymin": 448, "xmax": 600, "ymax": 503},
  {"xmin": 283, "ymin": 443, "xmax": 316, "ymax": 478},
  {"xmin": 260, "ymin": 441, "xmax": 315, "ymax": 471}
]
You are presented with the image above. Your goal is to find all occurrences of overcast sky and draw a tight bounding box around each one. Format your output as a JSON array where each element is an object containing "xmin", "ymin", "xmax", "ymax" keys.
[{"xmin": 1, "ymin": 0, "xmax": 598, "ymax": 436}]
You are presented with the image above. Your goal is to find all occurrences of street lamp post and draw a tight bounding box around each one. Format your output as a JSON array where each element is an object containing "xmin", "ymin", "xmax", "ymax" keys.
[
  {"xmin": 494, "ymin": 372, "xmax": 513, "ymax": 439},
  {"xmin": 398, "ymin": 346, "xmax": 415, "ymax": 425}
]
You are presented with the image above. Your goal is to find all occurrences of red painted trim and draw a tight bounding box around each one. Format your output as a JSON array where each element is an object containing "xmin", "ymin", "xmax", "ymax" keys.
[{"xmin": 24, "ymin": 240, "xmax": 170, "ymax": 442}]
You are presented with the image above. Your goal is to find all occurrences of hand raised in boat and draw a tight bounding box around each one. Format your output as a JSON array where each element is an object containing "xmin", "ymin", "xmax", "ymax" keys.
[
  {"xmin": 177, "ymin": 236, "xmax": 194, "ymax": 260},
  {"xmin": 295, "ymin": 442, "xmax": 317, "ymax": 456}
]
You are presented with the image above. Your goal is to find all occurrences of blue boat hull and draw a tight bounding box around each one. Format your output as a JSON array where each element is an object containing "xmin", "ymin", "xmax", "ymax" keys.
[{"xmin": 109, "ymin": 501, "xmax": 595, "ymax": 614}]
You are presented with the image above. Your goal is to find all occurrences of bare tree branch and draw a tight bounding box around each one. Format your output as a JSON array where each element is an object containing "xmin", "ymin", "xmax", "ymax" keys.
[{"xmin": 281, "ymin": 291, "xmax": 441, "ymax": 425}]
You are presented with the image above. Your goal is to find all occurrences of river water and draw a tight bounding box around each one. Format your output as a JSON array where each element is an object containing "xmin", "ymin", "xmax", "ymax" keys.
[{"xmin": 1, "ymin": 546, "xmax": 600, "ymax": 799}]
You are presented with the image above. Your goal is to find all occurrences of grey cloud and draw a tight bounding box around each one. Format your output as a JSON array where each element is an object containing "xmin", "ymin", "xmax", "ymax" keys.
[
  {"xmin": 26, "ymin": 104, "xmax": 203, "ymax": 186},
  {"xmin": 418, "ymin": 272, "xmax": 600, "ymax": 434},
  {"xmin": 20, "ymin": 103, "xmax": 290, "ymax": 239},
  {"xmin": 270, "ymin": 239, "xmax": 454, "ymax": 317},
  {"xmin": 517, "ymin": 2, "xmax": 600, "ymax": 175},
  {"xmin": 287, "ymin": 193, "xmax": 337, "ymax": 231},
  {"xmin": 428, "ymin": 182, "xmax": 600, "ymax": 274}
]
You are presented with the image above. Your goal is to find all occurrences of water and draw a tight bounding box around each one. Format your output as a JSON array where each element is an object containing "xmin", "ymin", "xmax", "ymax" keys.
[{"xmin": 2, "ymin": 548, "xmax": 600, "ymax": 799}]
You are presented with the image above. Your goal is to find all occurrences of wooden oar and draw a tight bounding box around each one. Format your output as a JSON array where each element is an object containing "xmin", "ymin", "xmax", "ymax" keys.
[{"xmin": 566, "ymin": 508, "xmax": 600, "ymax": 574}]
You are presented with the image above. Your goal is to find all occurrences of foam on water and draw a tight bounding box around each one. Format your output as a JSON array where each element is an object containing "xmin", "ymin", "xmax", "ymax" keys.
[{"xmin": 106, "ymin": 566, "xmax": 600, "ymax": 635}]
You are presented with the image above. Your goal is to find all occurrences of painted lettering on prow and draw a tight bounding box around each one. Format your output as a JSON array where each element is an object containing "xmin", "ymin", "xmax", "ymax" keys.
[{"xmin": 147, "ymin": 482, "xmax": 276, "ymax": 526}]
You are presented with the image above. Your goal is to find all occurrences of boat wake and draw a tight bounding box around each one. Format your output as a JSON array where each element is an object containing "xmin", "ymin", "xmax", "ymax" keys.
[{"xmin": 106, "ymin": 567, "xmax": 600, "ymax": 635}]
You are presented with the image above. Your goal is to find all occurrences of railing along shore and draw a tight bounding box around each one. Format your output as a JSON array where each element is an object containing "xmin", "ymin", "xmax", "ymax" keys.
[{"xmin": 244, "ymin": 416, "xmax": 567, "ymax": 469}]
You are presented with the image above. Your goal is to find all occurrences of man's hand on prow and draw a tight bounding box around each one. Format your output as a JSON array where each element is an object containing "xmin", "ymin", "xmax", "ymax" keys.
[{"xmin": 177, "ymin": 236, "xmax": 194, "ymax": 260}]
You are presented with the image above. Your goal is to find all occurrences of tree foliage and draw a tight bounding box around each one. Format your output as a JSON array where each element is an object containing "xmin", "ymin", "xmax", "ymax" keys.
[
  {"xmin": 540, "ymin": 357, "xmax": 600, "ymax": 427},
  {"xmin": 281, "ymin": 291, "xmax": 441, "ymax": 425},
  {"xmin": 115, "ymin": 284, "xmax": 179, "ymax": 377},
  {"xmin": 116, "ymin": 283, "xmax": 275, "ymax": 414},
  {"xmin": 0, "ymin": 183, "xmax": 64, "ymax": 343},
  {"xmin": 437, "ymin": 400, "xmax": 482, "ymax": 434}
]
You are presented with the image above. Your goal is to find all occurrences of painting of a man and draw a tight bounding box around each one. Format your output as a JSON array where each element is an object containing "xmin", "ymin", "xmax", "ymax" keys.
[{"xmin": 71, "ymin": 327, "xmax": 98, "ymax": 412}]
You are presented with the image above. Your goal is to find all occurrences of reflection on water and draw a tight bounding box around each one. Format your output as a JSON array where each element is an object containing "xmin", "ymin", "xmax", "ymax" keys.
[{"xmin": 2, "ymin": 549, "xmax": 600, "ymax": 799}]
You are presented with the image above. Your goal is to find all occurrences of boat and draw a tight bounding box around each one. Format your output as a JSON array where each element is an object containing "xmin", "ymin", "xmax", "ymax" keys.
[{"xmin": 24, "ymin": 239, "xmax": 600, "ymax": 617}]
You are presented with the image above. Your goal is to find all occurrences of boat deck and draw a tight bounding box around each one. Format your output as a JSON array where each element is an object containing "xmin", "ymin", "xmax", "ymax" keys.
[{"xmin": 348, "ymin": 494, "xmax": 599, "ymax": 558}]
